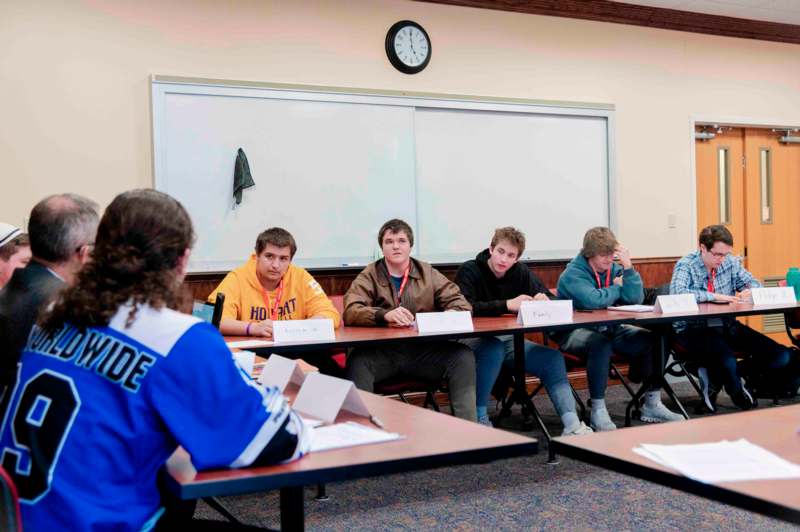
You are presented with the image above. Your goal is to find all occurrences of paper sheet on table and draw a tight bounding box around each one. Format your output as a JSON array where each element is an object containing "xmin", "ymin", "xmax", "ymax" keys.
[
  {"xmin": 226, "ymin": 339, "xmax": 274, "ymax": 349},
  {"xmin": 632, "ymin": 439, "xmax": 800, "ymax": 483},
  {"xmin": 607, "ymin": 305, "xmax": 655, "ymax": 313},
  {"xmin": 309, "ymin": 422, "xmax": 404, "ymax": 453}
]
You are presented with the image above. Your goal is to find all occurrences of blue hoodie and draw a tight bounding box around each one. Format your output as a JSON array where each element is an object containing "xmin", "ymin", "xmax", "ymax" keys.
[{"xmin": 556, "ymin": 253, "xmax": 643, "ymax": 310}]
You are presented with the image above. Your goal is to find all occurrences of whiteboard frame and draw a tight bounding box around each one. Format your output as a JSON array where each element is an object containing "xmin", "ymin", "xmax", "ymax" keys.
[{"xmin": 151, "ymin": 75, "xmax": 616, "ymax": 269}]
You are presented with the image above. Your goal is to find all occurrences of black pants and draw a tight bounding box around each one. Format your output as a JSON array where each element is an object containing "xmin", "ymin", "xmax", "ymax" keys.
[
  {"xmin": 675, "ymin": 322, "xmax": 792, "ymax": 395},
  {"xmin": 346, "ymin": 341, "xmax": 477, "ymax": 421}
]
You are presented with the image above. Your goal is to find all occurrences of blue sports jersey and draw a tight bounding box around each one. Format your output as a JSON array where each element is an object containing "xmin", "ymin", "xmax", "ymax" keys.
[{"xmin": 0, "ymin": 303, "xmax": 306, "ymax": 530}]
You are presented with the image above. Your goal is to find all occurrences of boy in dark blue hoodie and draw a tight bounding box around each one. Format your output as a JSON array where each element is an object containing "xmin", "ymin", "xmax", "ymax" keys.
[{"xmin": 556, "ymin": 227, "xmax": 681, "ymax": 430}]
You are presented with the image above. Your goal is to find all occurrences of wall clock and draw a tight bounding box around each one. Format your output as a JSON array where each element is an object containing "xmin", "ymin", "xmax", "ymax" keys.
[{"xmin": 385, "ymin": 20, "xmax": 431, "ymax": 74}]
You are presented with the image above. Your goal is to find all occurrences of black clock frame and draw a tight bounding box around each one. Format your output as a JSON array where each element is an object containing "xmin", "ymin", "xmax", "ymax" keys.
[{"xmin": 385, "ymin": 20, "xmax": 431, "ymax": 75}]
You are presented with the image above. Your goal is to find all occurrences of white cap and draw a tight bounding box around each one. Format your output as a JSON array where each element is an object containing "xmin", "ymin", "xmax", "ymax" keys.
[{"xmin": 0, "ymin": 223, "xmax": 22, "ymax": 248}]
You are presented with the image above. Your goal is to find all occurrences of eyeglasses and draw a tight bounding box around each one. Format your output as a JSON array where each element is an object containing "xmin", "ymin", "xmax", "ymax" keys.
[{"xmin": 705, "ymin": 249, "xmax": 731, "ymax": 259}]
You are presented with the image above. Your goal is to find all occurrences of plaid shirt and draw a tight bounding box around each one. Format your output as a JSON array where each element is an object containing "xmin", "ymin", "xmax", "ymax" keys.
[{"xmin": 670, "ymin": 249, "xmax": 760, "ymax": 331}]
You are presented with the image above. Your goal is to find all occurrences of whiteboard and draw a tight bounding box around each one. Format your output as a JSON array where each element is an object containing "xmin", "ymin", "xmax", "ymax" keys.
[
  {"xmin": 414, "ymin": 108, "xmax": 609, "ymax": 262},
  {"xmin": 152, "ymin": 78, "xmax": 614, "ymax": 272}
]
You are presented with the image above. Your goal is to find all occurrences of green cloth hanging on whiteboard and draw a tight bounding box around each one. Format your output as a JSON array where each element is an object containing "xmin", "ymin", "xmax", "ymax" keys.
[{"xmin": 233, "ymin": 148, "xmax": 255, "ymax": 205}]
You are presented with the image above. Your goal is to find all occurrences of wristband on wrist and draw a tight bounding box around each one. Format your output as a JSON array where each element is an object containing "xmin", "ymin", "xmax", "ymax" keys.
[{"xmin": 245, "ymin": 322, "xmax": 252, "ymax": 336}]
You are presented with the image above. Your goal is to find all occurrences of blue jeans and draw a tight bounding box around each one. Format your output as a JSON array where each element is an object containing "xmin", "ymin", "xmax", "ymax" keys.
[
  {"xmin": 556, "ymin": 324, "xmax": 656, "ymax": 400},
  {"xmin": 462, "ymin": 335, "xmax": 577, "ymax": 418}
]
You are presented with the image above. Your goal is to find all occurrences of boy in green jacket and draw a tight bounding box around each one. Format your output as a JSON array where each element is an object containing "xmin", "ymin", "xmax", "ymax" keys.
[{"xmin": 556, "ymin": 227, "xmax": 682, "ymax": 430}]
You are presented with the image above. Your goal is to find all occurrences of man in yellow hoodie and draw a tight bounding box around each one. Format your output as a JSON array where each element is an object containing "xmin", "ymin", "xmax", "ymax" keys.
[{"xmin": 208, "ymin": 227, "xmax": 342, "ymax": 374}]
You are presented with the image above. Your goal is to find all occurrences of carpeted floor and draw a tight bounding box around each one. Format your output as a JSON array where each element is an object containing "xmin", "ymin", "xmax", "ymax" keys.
[{"xmin": 194, "ymin": 382, "xmax": 800, "ymax": 530}]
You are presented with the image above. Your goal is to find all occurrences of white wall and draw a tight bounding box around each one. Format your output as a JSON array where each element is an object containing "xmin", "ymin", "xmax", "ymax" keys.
[{"xmin": 2, "ymin": 0, "xmax": 799, "ymax": 257}]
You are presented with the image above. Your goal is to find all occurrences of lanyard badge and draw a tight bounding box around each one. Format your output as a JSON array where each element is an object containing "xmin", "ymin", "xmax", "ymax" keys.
[{"xmin": 261, "ymin": 277, "xmax": 285, "ymax": 321}]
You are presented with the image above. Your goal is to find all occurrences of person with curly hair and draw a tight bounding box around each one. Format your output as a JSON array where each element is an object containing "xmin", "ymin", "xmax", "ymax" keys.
[{"xmin": 0, "ymin": 189, "xmax": 309, "ymax": 530}]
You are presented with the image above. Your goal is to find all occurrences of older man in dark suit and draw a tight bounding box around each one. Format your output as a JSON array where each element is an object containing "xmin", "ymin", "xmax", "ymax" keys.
[{"xmin": 0, "ymin": 194, "xmax": 99, "ymax": 393}]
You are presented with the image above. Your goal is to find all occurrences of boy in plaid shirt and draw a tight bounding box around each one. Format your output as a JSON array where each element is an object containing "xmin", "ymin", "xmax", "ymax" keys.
[{"xmin": 670, "ymin": 225, "xmax": 795, "ymax": 411}]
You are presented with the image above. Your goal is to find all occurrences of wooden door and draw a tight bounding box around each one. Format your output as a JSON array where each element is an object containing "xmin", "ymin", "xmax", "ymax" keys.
[
  {"xmin": 696, "ymin": 126, "xmax": 800, "ymax": 343},
  {"xmin": 695, "ymin": 127, "xmax": 746, "ymax": 256},
  {"xmin": 743, "ymin": 128, "xmax": 800, "ymax": 343}
]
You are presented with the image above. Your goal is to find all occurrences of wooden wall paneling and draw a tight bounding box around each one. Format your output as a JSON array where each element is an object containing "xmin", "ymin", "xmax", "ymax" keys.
[
  {"xmin": 184, "ymin": 257, "xmax": 679, "ymax": 301},
  {"xmin": 419, "ymin": 0, "xmax": 800, "ymax": 45}
]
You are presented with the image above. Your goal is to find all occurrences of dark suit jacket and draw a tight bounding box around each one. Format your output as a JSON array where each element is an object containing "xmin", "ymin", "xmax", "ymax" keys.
[{"xmin": 0, "ymin": 261, "xmax": 65, "ymax": 388}]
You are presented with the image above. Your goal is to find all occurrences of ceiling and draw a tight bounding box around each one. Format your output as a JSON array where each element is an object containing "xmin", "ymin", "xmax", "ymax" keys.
[{"xmin": 613, "ymin": 0, "xmax": 800, "ymax": 25}]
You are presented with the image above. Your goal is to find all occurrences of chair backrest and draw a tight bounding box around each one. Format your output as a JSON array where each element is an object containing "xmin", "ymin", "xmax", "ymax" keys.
[
  {"xmin": 192, "ymin": 293, "xmax": 225, "ymax": 330},
  {"xmin": 786, "ymin": 309, "xmax": 800, "ymax": 347},
  {"xmin": 330, "ymin": 295, "xmax": 344, "ymax": 326},
  {"xmin": 0, "ymin": 466, "xmax": 22, "ymax": 532}
]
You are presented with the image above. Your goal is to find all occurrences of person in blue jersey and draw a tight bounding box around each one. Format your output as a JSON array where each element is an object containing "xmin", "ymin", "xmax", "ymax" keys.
[{"xmin": 0, "ymin": 189, "xmax": 309, "ymax": 531}]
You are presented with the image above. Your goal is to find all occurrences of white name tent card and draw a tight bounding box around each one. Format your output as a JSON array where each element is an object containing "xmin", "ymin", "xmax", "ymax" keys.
[
  {"xmin": 654, "ymin": 294, "xmax": 699, "ymax": 314},
  {"xmin": 415, "ymin": 311, "xmax": 474, "ymax": 334},
  {"xmin": 517, "ymin": 300, "xmax": 573, "ymax": 326},
  {"xmin": 257, "ymin": 354, "xmax": 307, "ymax": 391},
  {"xmin": 751, "ymin": 287, "xmax": 796, "ymax": 307},
  {"xmin": 293, "ymin": 373, "xmax": 370, "ymax": 424},
  {"xmin": 272, "ymin": 318, "xmax": 335, "ymax": 344},
  {"xmin": 232, "ymin": 350, "xmax": 255, "ymax": 376}
]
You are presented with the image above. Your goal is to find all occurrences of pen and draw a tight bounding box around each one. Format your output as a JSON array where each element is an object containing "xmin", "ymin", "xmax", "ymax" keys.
[{"xmin": 369, "ymin": 415, "xmax": 385, "ymax": 429}]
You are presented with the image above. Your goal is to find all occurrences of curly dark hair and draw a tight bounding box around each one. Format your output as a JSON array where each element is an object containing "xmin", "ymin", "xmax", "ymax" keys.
[{"xmin": 42, "ymin": 189, "xmax": 195, "ymax": 331}]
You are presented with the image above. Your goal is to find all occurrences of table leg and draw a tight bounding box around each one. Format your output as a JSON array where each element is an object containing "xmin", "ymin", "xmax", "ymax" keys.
[
  {"xmin": 513, "ymin": 333, "xmax": 555, "ymax": 463},
  {"xmin": 280, "ymin": 486, "xmax": 304, "ymax": 531},
  {"xmin": 625, "ymin": 327, "xmax": 690, "ymax": 426}
]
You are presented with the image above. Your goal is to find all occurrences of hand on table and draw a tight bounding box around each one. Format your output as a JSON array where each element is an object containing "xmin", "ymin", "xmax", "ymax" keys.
[
  {"xmin": 249, "ymin": 320, "xmax": 274, "ymax": 338},
  {"xmin": 713, "ymin": 293, "xmax": 739, "ymax": 303},
  {"xmin": 506, "ymin": 294, "xmax": 534, "ymax": 312},
  {"xmin": 738, "ymin": 289, "xmax": 753, "ymax": 302},
  {"xmin": 385, "ymin": 306, "xmax": 415, "ymax": 327},
  {"xmin": 533, "ymin": 292, "xmax": 549, "ymax": 301}
]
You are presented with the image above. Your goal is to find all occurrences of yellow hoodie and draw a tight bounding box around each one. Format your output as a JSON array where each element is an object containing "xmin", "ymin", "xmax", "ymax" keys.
[{"xmin": 208, "ymin": 255, "xmax": 341, "ymax": 327}]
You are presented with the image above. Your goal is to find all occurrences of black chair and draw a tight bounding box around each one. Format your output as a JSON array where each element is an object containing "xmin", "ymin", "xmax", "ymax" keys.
[
  {"xmin": 192, "ymin": 293, "xmax": 225, "ymax": 329},
  {"xmin": 374, "ymin": 377, "xmax": 442, "ymax": 411},
  {"xmin": 785, "ymin": 308, "xmax": 800, "ymax": 349}
]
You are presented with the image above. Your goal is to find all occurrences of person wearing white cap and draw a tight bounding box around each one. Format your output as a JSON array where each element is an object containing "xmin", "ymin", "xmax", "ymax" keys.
[{"xmin": 0, "ymin": 223, "xmax": 31, "ymax": 289}]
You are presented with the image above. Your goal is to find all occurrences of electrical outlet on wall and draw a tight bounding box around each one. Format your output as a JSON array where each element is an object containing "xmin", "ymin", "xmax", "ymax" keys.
[{"xmin": 667, "ymin": 213, "xmax": 677, "ymax": 229}]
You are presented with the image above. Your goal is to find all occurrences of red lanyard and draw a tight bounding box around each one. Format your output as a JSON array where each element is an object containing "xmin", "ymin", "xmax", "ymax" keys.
[
  {"xmin": 707, "ymin": 269, "xmax": 716, "ymax": 293},
  {"xmin": 261, "ymin": 277, "xmax": 285, "ymax": 321},
  {"xmin": 593, "ymin": 268, "xmax": 611, "ymax": 288},
  {"xmin": 395, "ymin": 264, "xmax": 411, "ymax": 305}
]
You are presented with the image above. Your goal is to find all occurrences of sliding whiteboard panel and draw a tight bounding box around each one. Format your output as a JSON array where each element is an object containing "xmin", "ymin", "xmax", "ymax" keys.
[
  {"xmin": 414, "ymin": 108, "xmax": 609, "ymax": 261},
  {"xmin": 152, "ymin": 78, "xmax": 614, "ymax": 271},
  {"xmin": 154, "ymin": 86, "xmax": 416, "ymax": 272}
]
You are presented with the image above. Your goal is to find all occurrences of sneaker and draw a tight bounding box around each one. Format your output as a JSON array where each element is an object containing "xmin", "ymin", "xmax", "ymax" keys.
[
  {"xmin": 640, "ymin": 401, "xmax": 684, "ymax": 423},
  {"xmin": 477, "ymin": 414, "xmax": 493, "ymax": 427},
  {"xmin": 730, "ymin": 386, "xmax": 757, "ymax": 411},
  {"xmin": 590, "ymin": 407, "xmax": 617, "ymax": 431},
  {"xmin": 561, "ymin": 421, "xmax": 593, "ymax": 437},
  {"xmin": 697, "ymin": 367, "xmax": 718, "ymax": 413}
]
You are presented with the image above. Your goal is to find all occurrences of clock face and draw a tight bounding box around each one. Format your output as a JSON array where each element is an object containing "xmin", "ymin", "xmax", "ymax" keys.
[
  {"xmin": 386, "ymin": 21, "xmax": 431, "ymax": 74},
  {"xmin": 393, "ymin": 25, "xmax": 429, "ymax": 68}
]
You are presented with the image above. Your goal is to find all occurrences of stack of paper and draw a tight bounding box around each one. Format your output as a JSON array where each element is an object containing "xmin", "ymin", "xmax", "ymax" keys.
[
  {"xmin": 633, "ymin": 438, "xmax": 800, "ymax": 483},
  {"xmin": 608, "ymin": 305, "xmax": 655, "ymax": 313},
  {"xmin": 309, "ymin": 421, "xmax": 403, "ymax": 453}
]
